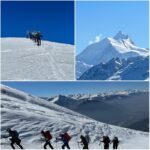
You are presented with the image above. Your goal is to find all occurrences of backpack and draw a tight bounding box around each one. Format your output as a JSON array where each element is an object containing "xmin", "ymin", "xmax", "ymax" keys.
[
  {"xmin": 11, "ymin": 130, "xmax": 19, "ymax": 138},
  {"xmin": 105, "ymin": 136, "xmax": 110, "ymax": 143},
  {"xmin": 114, "ymin": 137, "xmax": 119, "ymax": 143},
  {"xmin": 63, "ymin": 133, "xmax": 71, "ymax": 142},
  {"xmin": 44, "ymin": 131, "xmax": 52, "ymax": 140}
]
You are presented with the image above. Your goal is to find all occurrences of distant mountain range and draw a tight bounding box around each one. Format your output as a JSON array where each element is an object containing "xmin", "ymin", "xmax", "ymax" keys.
[
  {"xmin": 76, "ymin": 31, "xmax": 149, "ymax": 80},
  {"xmin": 47, "ymin": 90, "xmax": 149, "ymax": 132}
]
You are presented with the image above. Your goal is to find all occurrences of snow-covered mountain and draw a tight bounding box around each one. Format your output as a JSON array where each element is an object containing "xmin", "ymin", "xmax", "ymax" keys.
[
  {"xmin": 1, "ymin": 38, "xmax": 74, "ymax": 80},
  {"xmin": 76, "ymin": 31, "xmax": 149, "ymax": 79},
  {"xmin": 79, "ymin": 56, "xmax": 149, "ymax": 80},
  {"xmin": 1, "ymin": 85, "xmax": 149, "ymax": 149},
  {"xmin": 48, "ymin": 90, "xmax": 149, "ymax": 132}
]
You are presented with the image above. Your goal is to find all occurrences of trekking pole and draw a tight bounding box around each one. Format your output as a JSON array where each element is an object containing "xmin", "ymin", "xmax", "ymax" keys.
[
  {"xmin": 40, "ymin": 138, "xmax": 43, "ymax": 149},
  {"xmin": 99, "ymin": 141, "xmax": 103, "ymax": 149},
  {"xmin": 77, "ymin": 141, "xmax": 80, "ymax": 149},
  {"xmin": 55, "ymin": 139, "xmax": 57, "ymax": 149}
]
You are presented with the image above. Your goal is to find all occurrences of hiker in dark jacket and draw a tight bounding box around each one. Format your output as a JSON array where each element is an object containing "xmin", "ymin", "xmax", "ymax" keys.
[
  {"xmin": 101, "ymin": 136, "xmax": 110, "ymax": 149},
  {"xmin": 41, "ymin": 130, "xmax": 54, "ymax": 149},
  {"xmin": 79, "ymin": 135, "xmax": 89, "ymax": 149},
  {"xmin": 6, "ymin": 128, "xmax": 23, "ymax": 149},
  {"xmin": 111, "ymin": 137, "xmax": 119, "ymax": 149},
  {"xmin": 35, "ymin": 31, "xmax": 42, "ymax": 46},
  {"xmin": 57, "ymin": 132, "xmax": 71, "ymax": 149}
]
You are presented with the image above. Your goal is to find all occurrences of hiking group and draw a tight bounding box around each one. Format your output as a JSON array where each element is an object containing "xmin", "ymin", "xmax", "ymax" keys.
[
  {"xmin": 2, "ymin": 128, "xmax": 119, "ymax": 149},
  {"xmin": 26, "ymin": 31, "xmax": 42, "ymax": 46}
]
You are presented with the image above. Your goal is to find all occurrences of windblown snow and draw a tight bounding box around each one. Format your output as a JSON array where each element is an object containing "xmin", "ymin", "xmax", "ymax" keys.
[
  {"xmin": 1, "ymin": 85, "xmax": 149, "ymax": 149},
  {"xmin": 1, "ymin": 38, "xmax": 74, "ymax": 80}
]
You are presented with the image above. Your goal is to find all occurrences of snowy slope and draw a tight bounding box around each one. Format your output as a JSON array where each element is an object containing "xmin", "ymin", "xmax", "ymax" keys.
[
  {"xmin": 1, "ymin": 38, "xmax": 74, "ymax": 80},
  {"xmin": 76, "ymin": 31, "xmax": 149, "ymax": 79},
  {"xmin": 79, "ymin": 56, "xmax": 149, "ymax": 80},
  {"xmin": 1, "ymin": 85, "xmax": 149, "ymax": 149}
]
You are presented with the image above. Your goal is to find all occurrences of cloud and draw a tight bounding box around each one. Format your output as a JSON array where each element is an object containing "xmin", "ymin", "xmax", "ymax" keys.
[
  {"xmin": 88, "ymin": 41, "xmax": 94, "ymax": 45},
  {"xmin": 95, "ymin": 35, "xmax": 101, "ymax": 43},
  {"xmin": 88, "ymin": 34, "xmax": 103, "ymax": 45}
]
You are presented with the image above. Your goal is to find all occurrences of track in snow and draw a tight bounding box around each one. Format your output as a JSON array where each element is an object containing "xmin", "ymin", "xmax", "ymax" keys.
[{"xmin": 1, "ymin": 38, "xmax": 74, "ymax": 80}]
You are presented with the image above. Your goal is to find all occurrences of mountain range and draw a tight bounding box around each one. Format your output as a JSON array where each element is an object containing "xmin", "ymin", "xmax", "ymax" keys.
[{"xmin": 48, "ymin": 90, "xmax": 149, "ymax": 132}]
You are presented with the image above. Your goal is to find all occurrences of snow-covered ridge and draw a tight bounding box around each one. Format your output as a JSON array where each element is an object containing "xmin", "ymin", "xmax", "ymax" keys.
[
  {"xmin": 1, "ymin": 37, "xmax": 74, "ymax": 80},
  {"xmin": 79, "ymin": 56, "xmax": 149, "ymax": 80},
  {"xmin": 1, "ymin": 85, "xmax": 149, "ymax": 149},
  {"xmin": 47, "ymin": 88, "xmax": 148, "ymax": 112},
  {"xmin": 48, "ymin": 89, "xmax": 148, "ymax": 101}
]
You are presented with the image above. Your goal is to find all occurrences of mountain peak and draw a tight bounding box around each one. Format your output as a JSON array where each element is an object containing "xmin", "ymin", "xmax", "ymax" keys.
[{"xmin": 114, "ymin": 31, "xmax": 129, "ymax": 40}]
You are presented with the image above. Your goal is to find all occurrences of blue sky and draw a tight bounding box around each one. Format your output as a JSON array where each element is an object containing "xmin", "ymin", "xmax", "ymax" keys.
[
  {"xmin": 1, "ymin": 1, "xmax": 74, "ymax": 44},
  {"xmin": 76, "ymin": 1, "xmax": 149, "ymax": 54},
  {"xmin": 2, "ymin": 82, "xmax": 148, "ymax": 97}
]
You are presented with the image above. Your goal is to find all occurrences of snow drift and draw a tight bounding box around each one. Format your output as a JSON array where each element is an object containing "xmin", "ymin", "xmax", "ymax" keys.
[
  {"xmin": 1, "ymin": 85, "xmax": 149, "ymax": 149},
  {"xmin": 1, "ymin": 38, "xmax": 74, "ymax": 80}
]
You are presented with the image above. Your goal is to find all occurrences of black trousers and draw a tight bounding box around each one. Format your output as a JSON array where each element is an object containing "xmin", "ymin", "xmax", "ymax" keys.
[
  {"xmin": 83, "ymin": 144, "xmax": 88, "ymax": 149},
  {"xmin": 44, "ymin": 141, "xmax": 54, "ymax": 149},
  {"xmin": 37, "ymin": 39, "xmax": 41, "ymax": 46},
  {"xmin": 113, "ymin": 144, "xmax": 118, "ymax": 149},
  {"xmin": 104, "ymin": 144, "xmax": 109, "ymax": 149},
  {"xmin": 10, "ymin": 138, "xmax": 23, "ymax": 149},
  {"xmin": 62, "ymin": 142, "xmax": 70, "ymax": 149}
]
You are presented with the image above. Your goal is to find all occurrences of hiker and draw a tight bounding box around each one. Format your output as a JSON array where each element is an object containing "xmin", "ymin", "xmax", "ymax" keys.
[
  {"xmin": 29, "ymin": 32, "xmax": 34, "ymax": 40},
  {"xmin": 101, "ymin": 136, "xmax": 110, "ymax": 149},
  {"xmin": 78, "ymin": 135, "xmax": 89, "ymax": 149},
  {"xmin": 35, "ymin": 31, "xmax": 42, "ymax": 46},
  {"xmin": 26, "ymin": 31, "xmax": 32, "ymax": 40},
  {"xmin": 111, "ymin": 137, "xmax": 119, "ymax": 149},
  {"xmin": 5, "ymin": 128, "xmax": 23, "ymax": 149},
  {"xmin": 85, "ymin": 132, "xmax": 90, "ymax": 145},
  {"xmin": 31, "ymin": 31, "xmax": 38, "ymax": 43},
  {"xmin": 41, "ymin": 130, "xmax": 54, "ymax": 149},
  {"xmin": 57, "ymin": 132, "xmax": 71, "ymax": 149}
]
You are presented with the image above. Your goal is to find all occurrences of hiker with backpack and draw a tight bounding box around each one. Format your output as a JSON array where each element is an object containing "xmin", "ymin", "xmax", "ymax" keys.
[
  {"xmin": 5, "ymin": 128, "xmax": 23, "ymax": 149},
  {"xmin": 111, "ymin": 136, "xmax": 119, "ymax": 149},
  {"xmin": 34, "ymin": 31, "xmax": 42, "ymax": 46},
  {"xmin": 78, "ymin": 135, "xmax": 89, "ymax": 149},
  {"xmin": 85, "ymin": 132, "xmax": 90, "ymax": 145},
  {"xmin": 41, "ymin": 130, "xmax": 54, "ymax": 149},
  {"xmin": 100, "ymin": 136, "xmax": 110, "ymax": 149},
  {"xmin": 26, "ymin": 31, "xmax": 42, "ymax": 46},
  {"xmin": 56, "ymin": 132, "xmax": 71, "ymax": 149}
]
